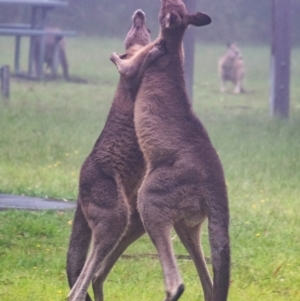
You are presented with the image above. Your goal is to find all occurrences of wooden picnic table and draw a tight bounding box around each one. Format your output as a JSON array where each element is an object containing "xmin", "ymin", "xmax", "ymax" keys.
[{"xmin": 0, "ymin": 0, "xmax": 76, "ymax": 80}]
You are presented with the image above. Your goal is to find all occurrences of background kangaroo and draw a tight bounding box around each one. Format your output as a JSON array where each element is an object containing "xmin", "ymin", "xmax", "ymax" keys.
[
  {"xmin": 111, "ymin": 1, "xmax": 230, "ymax": 301},
  {"xmin": 218, "ymin": 42, "xmax": 245, "ymax": 94},
  {"xmin": 66, "ymin": 10, "xmax": 166, "ymax": 301},
  {"xmin": 33, "ymin": 27, "xmax": 69, "ymax": 80}
]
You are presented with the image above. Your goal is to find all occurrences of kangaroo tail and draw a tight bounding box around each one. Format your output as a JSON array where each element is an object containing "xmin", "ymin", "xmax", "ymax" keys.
[
  {"xmin": 66, "ymin": 201, "xmax": 93, "ymax": 301},
  {"xmin": 207, "ymin": 199, "xmax": 231, "ymax": 301}
]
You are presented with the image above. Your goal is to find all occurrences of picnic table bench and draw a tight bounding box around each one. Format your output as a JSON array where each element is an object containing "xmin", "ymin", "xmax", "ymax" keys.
[{"xmin": 0, "ymin": 0, "xmax": 77, "ymax": 80}]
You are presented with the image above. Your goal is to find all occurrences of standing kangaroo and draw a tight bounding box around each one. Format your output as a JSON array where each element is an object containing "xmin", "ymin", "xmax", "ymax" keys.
[
  {"xmin": 218, "ymin": 42, "xmax": 245, "ymax": 94},
  {"xmin": 66, "ymin": 10, "xmax": 166, "ymax": 301},
  {"xmin": 111, "ymin": 1, "xmax": 230, "ymax": 301},
  {"xmin": 33, "ymin": 28, "xmax": 69, "ymax": 80}
]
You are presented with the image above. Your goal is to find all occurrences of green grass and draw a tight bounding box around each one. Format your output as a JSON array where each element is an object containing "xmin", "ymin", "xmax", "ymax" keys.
[{"xmin": 0, "ymin": 36, "xmax": 300, "ymax": 300}]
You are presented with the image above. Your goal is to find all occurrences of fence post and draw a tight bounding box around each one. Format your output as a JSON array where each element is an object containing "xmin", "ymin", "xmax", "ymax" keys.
[
  {"xmin": 1, "ymin": 65, "xmax": 10, "ymax": 102},
  {"xmin": 270, "ymin": 0, "xmax": 292, "ymax": 118},
  {"xmin": 183, "ymin": 0, "xmax": 197, "ymax": 104}
]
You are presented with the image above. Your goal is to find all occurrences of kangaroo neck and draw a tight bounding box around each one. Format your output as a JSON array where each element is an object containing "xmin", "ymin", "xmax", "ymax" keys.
[
  {"xmin": 111, "ymin": 79, "xmax": 134, "ymax": 112},
  {"xmin": 160, "ymin": 27, "xmax": 185, "ymax": 54}
]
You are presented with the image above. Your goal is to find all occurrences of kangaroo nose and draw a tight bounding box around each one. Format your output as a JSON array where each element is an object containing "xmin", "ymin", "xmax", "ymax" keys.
[{"xmin": 133, "ymin": 9, "xmax": 146, "ymax": 21}]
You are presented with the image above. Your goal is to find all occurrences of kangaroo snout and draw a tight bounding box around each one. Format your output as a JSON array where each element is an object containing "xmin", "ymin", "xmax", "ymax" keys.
[{"xmin": 133, "ymin": 9, "xmax": 146, "ymax": 27}]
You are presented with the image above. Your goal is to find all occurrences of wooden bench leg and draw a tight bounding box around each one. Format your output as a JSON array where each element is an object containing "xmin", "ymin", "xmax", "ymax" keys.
[
  {"xmin": 14, "ymin": 36, "xmax": 21, "ymax": 74},
  {"xmin": 1, "ymin": 65, "xmax": 10, "ymax": 102},
  {"xmin": 38, "ymin": 34, "xmax": 46, "ymax": 80},
  {"xmin": 51, "ymin": 36, "xmax": 62, "ymax": 78},
  {"xmin": 28, "ymin": 34, "xmax": 46, "ymax": 81},
  {"xmin": 28, "ymin": 36, "xmax": 35, "ymax": 78}
]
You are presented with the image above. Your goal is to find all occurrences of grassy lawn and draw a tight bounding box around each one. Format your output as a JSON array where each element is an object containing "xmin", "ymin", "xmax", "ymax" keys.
[{"xmin": 0, "ymin": 36, "xmax": 300, "ymax": 300}]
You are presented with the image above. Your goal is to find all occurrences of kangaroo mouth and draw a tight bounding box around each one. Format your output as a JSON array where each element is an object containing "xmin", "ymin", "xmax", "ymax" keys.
[{"xmin": 132, "ymin": 9, "xmax": 146, "ymax": 27}]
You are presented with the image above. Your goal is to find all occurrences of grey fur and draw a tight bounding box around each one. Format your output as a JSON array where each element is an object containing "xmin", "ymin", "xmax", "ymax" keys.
[
  {"xmin": 66, "ymin": 10, "xmax": 166, "ymax": 301},
  {"xmin": 33, "ymin": 27, "xmax": 69, "ymax": 80},
  {"xmin": 111, "ymin": 1, "xmax": 230, "ymax": 301},
  {"xmin": 218, "ymin": 43, "xmax": 245, "ymax": 94}
]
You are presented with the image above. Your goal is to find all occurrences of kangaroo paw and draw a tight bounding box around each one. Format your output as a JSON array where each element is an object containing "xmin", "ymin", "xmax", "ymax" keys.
[
  {"xmin": 109, "ymin": 52, "xmax": 120, "ymax": 65},
  {"xmin": 147, "ymin": 39, "xmax": 167, "ymax": 62},
  {"xmin": 110, "ymin": 52, "xmax": 132, "ymax": 76},
  {"xmin": 155, "ymin": 39, "xmax": 167, "ymax": 55}
]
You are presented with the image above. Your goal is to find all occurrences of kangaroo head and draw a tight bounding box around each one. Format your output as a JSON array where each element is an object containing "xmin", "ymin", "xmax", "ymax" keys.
[
  {"xmin": 226, "ymin": 43, "xmax": 243, "ymax": 60},
  {"xmin": 159, "ymin": 0, "xmax": 211, "ymax": 32},
  {"xmin": 124, "ymin": 9, "xmax": 151, "ymax": 50}
]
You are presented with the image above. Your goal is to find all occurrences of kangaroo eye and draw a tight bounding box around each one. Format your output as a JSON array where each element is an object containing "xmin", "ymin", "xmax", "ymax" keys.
[{"xmin": 147, "ymin": 28, "xmax": 151, "ymax": 34}]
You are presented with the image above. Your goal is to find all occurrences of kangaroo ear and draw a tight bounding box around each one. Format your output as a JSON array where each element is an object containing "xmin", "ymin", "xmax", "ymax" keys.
[
  {"xmin": 187, "ymin": 12, "xmax": 211, "ymax": 27},
  {"xmin": 165, "ymin": 12, "xmax": 182, "ymax": 29}
]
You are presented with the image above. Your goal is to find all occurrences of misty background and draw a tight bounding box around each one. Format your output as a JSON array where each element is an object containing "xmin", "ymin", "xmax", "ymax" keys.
[{"xmin": 0, "ymin": 0, "xmax": 299, "ymax": 45}]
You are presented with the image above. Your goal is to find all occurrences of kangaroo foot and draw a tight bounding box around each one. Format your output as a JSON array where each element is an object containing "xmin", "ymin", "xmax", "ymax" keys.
[
  {"xmin": 164, "ymin": 284, "xmax": 185, "ymax": 301},
  {"xmin": 233, "ymin": 85, "xmax": 242, "ymax": 94}
]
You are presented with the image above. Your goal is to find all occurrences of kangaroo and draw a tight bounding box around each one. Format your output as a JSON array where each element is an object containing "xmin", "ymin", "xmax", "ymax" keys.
[
  {"xmin": 66, "ymin": 10, "xmax": 166, "ymax": 301},
  {"xmin": 33, "ymin": 27, "xmax": 69, "ymax": 80},
  {"xmin": 110, "ymin": 1, "xmax": 230, "ymax": 301},
  {"xmin": 218, "ymin": 42, "xmax": 245, "ymax": 94}
]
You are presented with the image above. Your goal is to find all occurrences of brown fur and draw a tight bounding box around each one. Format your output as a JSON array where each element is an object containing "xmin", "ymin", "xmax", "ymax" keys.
[
  {"xmin": 66, "ymin": 10, "xmax": 166, "ymax": 301},
  {"xmin": 33, "ymin": 27, "xmax": 69, "ymax": 80},
  {"xmin": 111, "ymin": 1, "xmax": 230, "ymax": 301},
  {"xmin": 218, "ymin": 43, "xmax": 245, "ymax": 94}
]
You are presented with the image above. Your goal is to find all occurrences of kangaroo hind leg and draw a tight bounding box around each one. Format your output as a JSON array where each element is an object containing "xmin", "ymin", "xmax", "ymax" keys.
[
  {"xmin": 68, "ymin": 188, "xmax": 129, "ymax": 301},
  {"xmin": 148, "ymin": 221, "xmax": 184, "ymax": 301},
  {"xmin": 66, "ymin": 202, "xmax": 93, "ymax": 301},
  {"xmin": 92, "ymin": 210, "xmax": 145, "ymax": 301},
  {"xmin": 138, "ymin": 190, "xmax": 184, "ymax": 301},
  {"xmin": 174, "ymin": 221, "xmax": 213, "ymax": 301},
  {"xmin": 233, "ymin": 82, "xmax": 242, "ymax": 94}
]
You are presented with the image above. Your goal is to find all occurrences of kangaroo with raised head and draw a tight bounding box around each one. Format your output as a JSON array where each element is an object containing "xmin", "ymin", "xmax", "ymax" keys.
[
  {"xmin": 218, "ymin": 42, "xmax": 245, "ymax": 94},
  {"xmin": 33, "ymin": 27, "xmax": 69, "ymax": 80},
  {"xmin": 66, "ymin": 10, "xmax": 166, "ymax": 301},
  {"xmin": 111, "ymin": 1, "xmax": 230, "ymax": 301}
]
